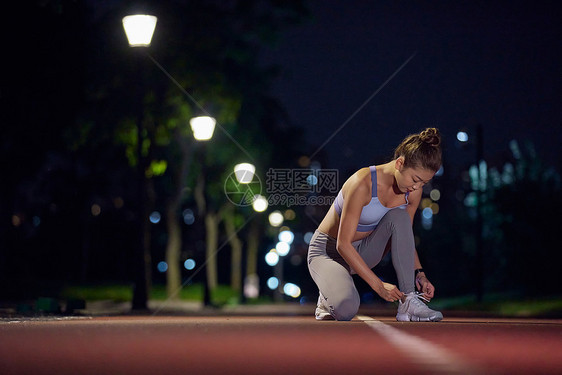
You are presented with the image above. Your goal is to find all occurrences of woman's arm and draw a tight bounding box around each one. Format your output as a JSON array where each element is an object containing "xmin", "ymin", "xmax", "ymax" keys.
[{"xmin": 336, "ymin": 172, "xmax": 404, "ymax": 302}]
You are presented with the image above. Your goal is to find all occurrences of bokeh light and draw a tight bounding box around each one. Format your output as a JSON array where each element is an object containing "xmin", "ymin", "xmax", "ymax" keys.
[
  {"xmin": 157, "ymin": 261, "xmax": 168, "ymax": 273},
  {"xmin": 252, "ymin": 195, "xmax": 268, "ymax": 212},
  {"xmin": 184, "ymin": 259, "xmax": 196, "ymax": 270},
  {"xmin": 307, "ymin": 174, "xmax": 318, "ymax": 186},
  {"xmin": 267, "ymin": 277, "xmax": 279, "ymax": 290},
  {"xmin": 183, "ymin": 209, "xmax": 195, "ymax": 225},
  {"xmin": 278, "ymin": 230, "xmax": 294, "ymax": 244},
  {"xmin": 304, "ymin": 232, "xmax": 314, "ymax": 244},
  {"xmin": 457, "ymin": 131, "xmax": 468, "ymax": 142},
  {"xmin": 268, "ymin": 211, "xmax": 284, "ymax": 227},
  {"xmin": 283, "ymin": 283, "xmax": 301, "ymax": 298},
  {"xmin": 284, "ymin": 209, "xmax": 296, "ymax": 220},
  {"xmin": 429, "ymin": 189, "xmax": 441, "ymax": 201},
  {"xmin": 265, "ymin": 250, "xmax": 279, "ymax": 266},
  {"xmin": 422, "ymin": 207, "xmax": 433, "ymax": 219},
  {"xmin": 149, "ymin": 211, "xmax": 161, "ymax": 224},
  {"xmin": 275, "ymin": 241, "xmax": 290, "ymax": 256},
  {"xmin": 12, "ymin": 215, "xmax": 21, "ymax": 227}
]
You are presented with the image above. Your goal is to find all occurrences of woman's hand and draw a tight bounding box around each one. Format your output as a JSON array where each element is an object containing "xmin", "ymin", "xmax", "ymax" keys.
[
  {"xmin": 374, "ymin": 281, "xmax": 404, "ymax": 303},
  {"xmin": 416, "ymin": 275, "xmax": 435, "ymax": 300}
]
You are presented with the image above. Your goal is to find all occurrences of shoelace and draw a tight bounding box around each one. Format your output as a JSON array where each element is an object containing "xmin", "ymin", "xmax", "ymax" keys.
[{"xmin": 409, "ymin": 292, "xmax": 430, "ymax": 306}]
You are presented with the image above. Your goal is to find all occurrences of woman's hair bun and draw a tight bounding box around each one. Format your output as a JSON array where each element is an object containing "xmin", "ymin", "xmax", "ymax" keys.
[{"xmin": 419, "ymin": 127, "xmax": 441, "ymax": 147}]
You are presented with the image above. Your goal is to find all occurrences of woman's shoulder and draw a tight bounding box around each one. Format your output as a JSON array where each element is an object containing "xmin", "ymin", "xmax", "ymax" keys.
[{"xmin": 341, "ymin": 167, "xmax": 372, "ymax": 202}]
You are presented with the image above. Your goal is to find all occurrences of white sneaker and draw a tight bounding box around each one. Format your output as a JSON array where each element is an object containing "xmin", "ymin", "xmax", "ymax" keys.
[
  {"xmin": 315, "ymin": 294, "xmax": 334, "ymax": 321},
  {"xmin": 396, "ymin": 292, "xmax": 443, "ymax": 322}
]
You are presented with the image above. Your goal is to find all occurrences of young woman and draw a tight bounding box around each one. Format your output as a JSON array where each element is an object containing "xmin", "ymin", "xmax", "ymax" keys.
[{"xmin": 307, "ymin": 128, "xmax": 443, "ymax": 321}]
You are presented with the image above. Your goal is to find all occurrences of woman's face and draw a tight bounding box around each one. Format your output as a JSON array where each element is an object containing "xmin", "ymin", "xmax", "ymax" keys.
[{"xmin": 395, "ymin": 159, "xmax": 435, "ymax": 193}]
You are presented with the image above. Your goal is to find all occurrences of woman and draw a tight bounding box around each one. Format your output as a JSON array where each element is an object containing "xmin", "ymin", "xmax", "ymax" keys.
[{"xmin": 307, "ymin": 128, "xmax": 443, "ymax": 321}]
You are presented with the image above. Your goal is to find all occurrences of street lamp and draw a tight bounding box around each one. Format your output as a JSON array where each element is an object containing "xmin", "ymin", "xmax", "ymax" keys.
[
  {"xmin": 234, "ymin": 163, "xmax": 255, "ymax": 184},
  {"xmin": 190, "ymin": 115, "xmax": 216, "ymax": 306},
  {"xmin": 122, "ymin": 13, "xmax": 157, "ymax": 311},
  {"xmin": 122, "ymin": 15, "xmax": 157, "ymax": 47},
  {"xmin": 190, "ymin": 116, "xmax": 216, "ymax": 141}
]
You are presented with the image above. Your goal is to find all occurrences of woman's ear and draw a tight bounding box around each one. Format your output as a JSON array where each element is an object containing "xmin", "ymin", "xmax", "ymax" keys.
[{"xmin": 394, "ymin": 157, "xmax": 404, "ymax": 171}]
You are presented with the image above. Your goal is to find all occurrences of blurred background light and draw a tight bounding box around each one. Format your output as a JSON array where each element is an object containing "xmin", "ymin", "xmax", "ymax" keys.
[
  {"xmin": 422, "ymin": 215, "xmax": 433, "ymax": 230},
  {"xmin": 157, "ymin": 261, "xmax": 168, "ymax": 273},
  {"xmin": 307, "ymin": 174, "xmax": 318, "ymax": 186},
  {"xmin": 252, "ymin": 195, "xmax": 268, "ymax": 212},
  {"xmin": 278, "ymin": 230, "xmax": 294, "ymax": 244},
  {"xmin": 284, "ymin": 209, "xmax": 296, "ymax": 220},
  {"xmin": 275, "ymin": 241, "xmax": 290, "ymax": 256},
  {"xmin": 429, "ymin": 189, "xmax": 441, "ymax": 201},
  {"xmin": 268, "ymin": 210, "xmax": 284, "ymax": 227},
  {"xmin": 421, "ymin": 198, "xmax": 432, "ymax": 209},
  {"xmin": 430, "ymin": 202, "xmax": 440, "ymax": 215},
  {"xmin": 267, "ymin": 277, "xmax": 279, "ymax": 290},
  {"xmin": 422, "ymin": 207, "xmax": 433, "ymax": 219},
  {"xmin": 113, "ymin": 197, "xmax": 124, "ymax": 208},
  {"xmin": 91, "ymin": 204, "xmax": 101, "ymax": 217},
  {"xmin": 234, "ymin": 163, "xmax": 255, "ymax": 184},
  {"xmin": 183, "ymin": 209, "xmax": 195, "ymax": 225},
  {"xmin": 149, "ymin": 211, "xmax": 161, "ymax": 224},
  {"xmin": 12, "ymin": 215, "xmax": 22, "ymax": 227},
  {"xmin": 304, "ymin": 231, "xmax": 314, "ymax": 244},
  {"xmin": 456, "ymin": 131, "xmax": 469, "ymax": 142},
  {"xmin": 265, "ymin": 250, "xmax": 279, "ymax": 266},
  {"xmin": 244, "ymin": 274, "xmax": 260, "ymax": 298},
  {"xmin": 283, "ymin": 283, "xmax": 301, "ymax": 298},
  {"xmin": 184, "ymin": 259, "xmax": 196, "ymax": 270}
]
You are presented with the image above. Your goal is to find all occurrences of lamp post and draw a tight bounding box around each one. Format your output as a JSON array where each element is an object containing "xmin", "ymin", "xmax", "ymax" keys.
[
  {"xmin": 122, "ymin": 14, "xmax": 157, "ymax": 310},
  {"xmin": 190, "ymin": 116, "xmax": 216, "ymax": 306}
]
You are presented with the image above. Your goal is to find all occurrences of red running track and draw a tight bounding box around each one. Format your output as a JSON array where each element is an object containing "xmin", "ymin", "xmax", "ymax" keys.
[{"xmin": 1, "ymin": 315, "xmax": 561, "ymax": 375}]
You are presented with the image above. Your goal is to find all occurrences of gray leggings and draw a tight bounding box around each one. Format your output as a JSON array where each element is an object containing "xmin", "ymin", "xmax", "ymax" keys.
[{"xmin": 307, "ymin": 208, "xmax": 415, "ymax": 321}]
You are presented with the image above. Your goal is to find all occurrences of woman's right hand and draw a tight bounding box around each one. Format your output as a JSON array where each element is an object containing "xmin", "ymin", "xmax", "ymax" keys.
[{"xmin": 374, "ymin": 282, "xmax": 404, "ymax": 302}]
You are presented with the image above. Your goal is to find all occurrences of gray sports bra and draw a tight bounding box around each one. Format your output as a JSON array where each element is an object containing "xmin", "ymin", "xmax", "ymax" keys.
[{"xmin": 333, "ymin": 166, "xmax": 409, "ymax": 232}]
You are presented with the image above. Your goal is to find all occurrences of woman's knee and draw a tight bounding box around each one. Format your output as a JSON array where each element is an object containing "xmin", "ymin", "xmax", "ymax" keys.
[
  {"xmin": 330, "ymin": 293, "xmax": 360, "ymax": 321},
  {"xmin": 383, "ymin": 209, "xmax": 411, "ymax": 228}
]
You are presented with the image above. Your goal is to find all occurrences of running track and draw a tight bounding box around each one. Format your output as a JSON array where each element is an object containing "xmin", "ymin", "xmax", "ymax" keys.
[{"xmin": 1, "ymin": 312, "xmax": 561, "ymax": 374}]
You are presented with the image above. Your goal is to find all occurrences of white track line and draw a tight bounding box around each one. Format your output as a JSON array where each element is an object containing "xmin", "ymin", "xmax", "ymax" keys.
[{"xmin": 357, "ymin": 316, "xmax": 491, "ymax": 374}]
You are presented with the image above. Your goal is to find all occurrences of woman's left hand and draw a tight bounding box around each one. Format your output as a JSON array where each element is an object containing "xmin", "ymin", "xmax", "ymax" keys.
[{"xmin": 415, "ymin": 275, "xmax": 435, "ymax": 300}]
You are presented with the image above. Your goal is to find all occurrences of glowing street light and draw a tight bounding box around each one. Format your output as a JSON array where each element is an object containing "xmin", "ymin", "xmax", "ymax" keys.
[
  {"xmin": 122, "ymin": 15, "xmax": 157, "ymax": 47},
  {"xmin": 234, "ymin": 163, "xmax": 255, "ymax": 184},
  {"xmin": 190, "ymin": 116, "xmax": 216, "ymax": 141}
]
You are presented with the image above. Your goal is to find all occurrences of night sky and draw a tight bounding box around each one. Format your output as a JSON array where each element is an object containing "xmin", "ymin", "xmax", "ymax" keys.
[{"xmin": 260, "ymin": 0, "xmax": 561, "ymax": 174}]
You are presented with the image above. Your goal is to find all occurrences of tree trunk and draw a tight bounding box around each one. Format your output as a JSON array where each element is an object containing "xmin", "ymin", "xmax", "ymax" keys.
[
  {"xmin": 164, "ymin": 130, "xmax": 192, "ymax": 300},
  {"xmin": 205, "ymin": 211, "xmax": 219, "ymax": 292},
  {"xmin": 246, "ymin": 218, "xmax": 260, "ymax": 278},
  {"xmin": 223, "ymin": 205, "xmax": 243, "ymax": 294},
  {"xmin": 165, "ymin": 202, "xmax": 181, "ymax": 300}
]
